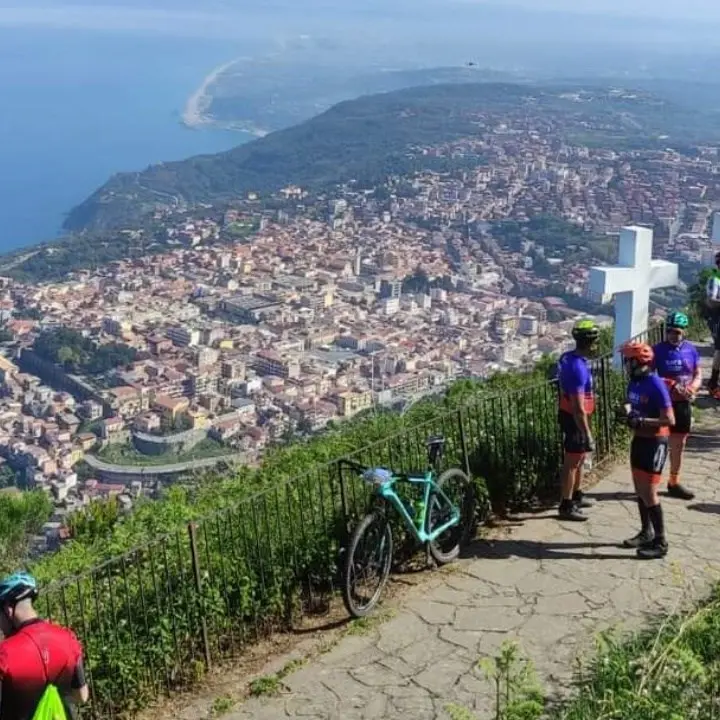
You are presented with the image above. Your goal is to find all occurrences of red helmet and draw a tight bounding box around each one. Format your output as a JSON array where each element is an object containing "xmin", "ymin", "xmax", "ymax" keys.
[{"xmin": 621, "ymin": 342, "xmax": 654, "ymax": 365}]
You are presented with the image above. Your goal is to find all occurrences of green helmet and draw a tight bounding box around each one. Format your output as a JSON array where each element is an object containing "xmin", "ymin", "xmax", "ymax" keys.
[
  {"xmin": 571, "ymin": 319, "xmax": 600, "ymax": 342},
  {"xmin": 666, "ymin": 311, "xmax": 689, "ymax": 330}
]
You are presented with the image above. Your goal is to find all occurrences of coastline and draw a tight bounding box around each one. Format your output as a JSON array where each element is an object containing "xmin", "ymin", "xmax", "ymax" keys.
[{"xmin": 182, "ymin": 57, "xmax": 244, "ymax": 128}]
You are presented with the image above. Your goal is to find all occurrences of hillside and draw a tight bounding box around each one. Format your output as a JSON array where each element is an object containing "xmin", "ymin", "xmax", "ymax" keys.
[
  {"xmin": 205, "ymin": 63, "xmax": 522, "ymax": 132},
  {"xmin": 64, "ymin": 81, "xmax": 717, "ymax": 233}
]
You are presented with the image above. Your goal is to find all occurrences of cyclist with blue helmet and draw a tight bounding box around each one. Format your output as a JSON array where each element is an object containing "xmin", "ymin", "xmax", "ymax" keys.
[
  {"xmin": 653, "ymin": 311, "xmax": 701, "ymax": 502},
  {"xmin": 0, "ymin": 571, "xmax": 88, "ymax": 719}
]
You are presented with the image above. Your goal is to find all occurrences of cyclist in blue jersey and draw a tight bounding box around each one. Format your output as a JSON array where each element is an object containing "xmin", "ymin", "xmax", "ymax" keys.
[
  {"xmin": 616, "ymin": 342, "xmax": 675, "ymax": 559},
  {"xmin": 653, "ymin": 311, "xmax": 701, "ymax": 501},
  {"xmin": 556, "ymin": 319, "xmax": 600, "ymax": 522}
]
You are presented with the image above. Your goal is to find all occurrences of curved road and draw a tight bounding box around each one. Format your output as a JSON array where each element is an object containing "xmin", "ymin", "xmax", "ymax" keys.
[{"xmin": 84, "ymin": 452, "xmax": 244, "ymax": 479}]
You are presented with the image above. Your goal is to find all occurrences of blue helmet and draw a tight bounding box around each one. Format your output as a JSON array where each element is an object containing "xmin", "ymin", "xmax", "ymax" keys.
[{"xmin": 0, "ymin": 572, "xmax": 38, "ymax": 605}]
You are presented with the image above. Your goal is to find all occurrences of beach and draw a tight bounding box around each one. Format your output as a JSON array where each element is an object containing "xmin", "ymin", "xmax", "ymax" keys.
[{"xmin": 182, "ymin": 57, "xmax": 244, "ymax": 128}]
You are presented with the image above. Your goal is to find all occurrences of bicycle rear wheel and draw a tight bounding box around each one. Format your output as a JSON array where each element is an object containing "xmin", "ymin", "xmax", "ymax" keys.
[
  {"xmin": 342, "ymin": 511, "xmax": 393, "ymax": 618},
  {"xmin": 427, "ymin": 468, "xmax": 475, "ymax": 565}
]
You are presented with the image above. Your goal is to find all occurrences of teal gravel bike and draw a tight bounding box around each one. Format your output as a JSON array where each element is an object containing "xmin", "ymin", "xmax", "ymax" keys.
[{"xmin": 339, "ymin": 436, "xmax": 476, "ymax": 618}]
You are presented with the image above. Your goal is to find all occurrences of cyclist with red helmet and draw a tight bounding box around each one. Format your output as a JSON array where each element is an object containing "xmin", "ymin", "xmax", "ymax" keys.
[
  {"xmin": 556, "ymin": 319, "xmax": 600, "ymax": 522},
  {"xmin": 616, "ymin": 342, "xmax": 675, "ymax": 559},
  {"xmin": 0, "ymin": 572, "xmax": 88, "ymax": 719},
  {"xmin": 652, "ymin": 311, "xmax": 701, "ymax": 501}
]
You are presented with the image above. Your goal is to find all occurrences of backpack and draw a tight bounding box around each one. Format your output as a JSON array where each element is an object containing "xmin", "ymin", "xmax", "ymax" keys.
[
  {"xmin": 19, "ymin": 625, "xmax": 70, "ymax": 720},
  {"xmin": 31, "ymin": 685, "xmax": 67, "ymax": 720}
]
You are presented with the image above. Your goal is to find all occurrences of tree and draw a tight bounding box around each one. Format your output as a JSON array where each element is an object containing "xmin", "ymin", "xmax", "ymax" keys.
[
  {"xmin": 57, "ymin": 346, "xmax": 76, "ymax": 367},
  {"xmin": 34, "ymin": 327, "xmax": 137, "ymax": 375}
]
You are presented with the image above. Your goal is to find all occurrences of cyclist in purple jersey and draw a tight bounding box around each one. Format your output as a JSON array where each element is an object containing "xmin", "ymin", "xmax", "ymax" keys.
[
  {"xmin": 617, "ymin": 342, "xmax": 675, "ymax": 559},
  {"xmin": 653, "ymin": 312, "xmax": 701, "ymax": 501},
  {"xmin": 556, "ymin": 320, "xmax": 599, "ymax": 522}
]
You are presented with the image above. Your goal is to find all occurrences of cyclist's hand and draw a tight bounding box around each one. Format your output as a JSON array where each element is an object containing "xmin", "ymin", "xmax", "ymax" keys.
[
  {"xmin": 614, "ymin": 405, "xmax": 629, "ymax": 422},
  {"xmin": 626, "ymin": 411, "xmax": 643, "ymax": 429},
  {"xmin": 584, "ymin": 434, "xmax": 596, "ymax": 453}
]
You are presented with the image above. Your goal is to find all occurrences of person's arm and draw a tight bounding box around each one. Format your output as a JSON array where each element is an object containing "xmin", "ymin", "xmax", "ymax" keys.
[
  {"xmin": 634, "ymin": 406, "xmax": 676, "ymax": 430},
  {"xmin": 628, "ymin": 381, "xmax": 675, "ymax": 429},
  {"xmin": 70, "ymin": 656, "xmax": 89, "ymax": 705},
  {"xmin": 689, "ymin": 349, "xmax": 703, "ymax": 395}
]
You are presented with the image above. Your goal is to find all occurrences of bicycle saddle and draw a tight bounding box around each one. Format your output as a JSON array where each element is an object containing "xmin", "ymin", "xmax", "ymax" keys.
[{"xmin": 362, "ymin": 468, "xmax": 392, "ymax": 486}]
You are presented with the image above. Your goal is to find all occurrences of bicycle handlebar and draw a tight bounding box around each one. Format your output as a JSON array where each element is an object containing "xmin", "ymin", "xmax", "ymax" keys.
[{"xmin": 336, "ymin": 458, "xmax": 369, "ymax": 476}]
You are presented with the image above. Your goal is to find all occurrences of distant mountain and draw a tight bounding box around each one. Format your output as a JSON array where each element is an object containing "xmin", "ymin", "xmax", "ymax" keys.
[
  {"xmin": 64, "ymin": 81, "xmax": 719, "ymax": 233},
  {"xmin": 205, "ymin": 64, "xmax": 524, "ymax": 133}
]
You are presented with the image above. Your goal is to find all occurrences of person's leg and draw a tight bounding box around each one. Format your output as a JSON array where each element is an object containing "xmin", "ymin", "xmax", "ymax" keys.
[
  {"xmin": 667, "ymin": 434, "xmax": 694, "ymax": 500},
  {"xmin": 558, "ymin": 412, "xmax": 589, "ymax": 520},
  {"xmin": 571, "ymin": 459, "xmax": 593, "ymax": 509},
  {"xmin": 636, "ymin": 479, "xmax": 667, "ymax": 558},
  {"xmin": 559, "ymin": 452, "xmax": 586, "ymax": 521},
  {"xmin": 667, "ymin": 401, "xmax": 694, "ymax": 499},
  {"xmin": 637, "ymin": 439, "xmax": 669, "ymax": 559},
  {"xmin": 624, "ymin": 439, "xmax": 653, "ymax": 548}
]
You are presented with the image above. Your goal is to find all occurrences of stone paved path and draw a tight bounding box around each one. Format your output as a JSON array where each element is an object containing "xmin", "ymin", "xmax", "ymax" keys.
[{"xmin": 224, "ymin": 396, "xmax": 720, "ymax": 719}]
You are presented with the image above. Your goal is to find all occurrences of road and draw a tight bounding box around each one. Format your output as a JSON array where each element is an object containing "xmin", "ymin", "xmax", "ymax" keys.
[{"xmin": 84, "ymin": 451, "xmax": 244, "ymax": 479}]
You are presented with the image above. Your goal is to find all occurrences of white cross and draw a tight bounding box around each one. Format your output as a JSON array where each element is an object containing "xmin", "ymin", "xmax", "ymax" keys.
[{"xmin": 588, "ymin": 226, "xmax": 679, "ymax": 367}]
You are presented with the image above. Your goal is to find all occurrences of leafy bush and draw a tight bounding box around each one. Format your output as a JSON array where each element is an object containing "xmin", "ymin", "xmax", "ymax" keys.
[{"xmin": 0, "ymin": 491, "xmax": 53, "ymax": 573}]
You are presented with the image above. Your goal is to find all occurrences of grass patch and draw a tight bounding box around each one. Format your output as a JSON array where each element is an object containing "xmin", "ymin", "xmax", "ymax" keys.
[
  {"xmin": 445, "ymin": 704, "xmax": 479, "ymax": 720},
  {"xmin": 247, "ymin": 658, "xmax": 307, "ymax": 699},
  {"xmin": 344, "ymin": 609, "xmax": 396, "ymax": 637},
  {"xmin": 209, "ymin": 695, "xmax": 235, "ymax": 717},
  {"xmin": 278, "ymin": 658, "xmax": 305, "ymax": 678},
  {"xmin": 248, "ymin": 675, "xmax": 282, "ymax": 698}
]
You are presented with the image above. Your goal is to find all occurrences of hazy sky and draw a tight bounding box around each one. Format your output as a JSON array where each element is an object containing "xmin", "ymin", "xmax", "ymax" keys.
[
  {"xmin": 463, "ymin": 0, "xmax": 720, "ymax": 20},
  {"xmin": 1, "ymin": 0, "xmax": 719, "ymax": 37}
]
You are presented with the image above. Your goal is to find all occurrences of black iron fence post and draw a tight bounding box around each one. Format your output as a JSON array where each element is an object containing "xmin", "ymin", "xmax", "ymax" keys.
[
  {"xmin": 457, "ymin": 408, "xmax": 471, "ymax": 478},
  {"xmin": 601, "ymin": 356, "xmax": 612, "ymax": 461},
  {"xmin": 188, "ymin": 522, "xmax": 212, "ymax": 671},
  {"xmin": 337, "ymin": 459, "xmax": 350, "ymax": 531}
]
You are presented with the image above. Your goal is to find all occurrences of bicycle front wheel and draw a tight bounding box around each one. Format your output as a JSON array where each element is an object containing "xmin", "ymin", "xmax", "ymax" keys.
[
  {"xmin": 427, "ymin": 468, "xmax": 475, "ymax": 565},
  {"xmin": 342, "ymin": 511, "xmax": 393, "ymax": 618}
]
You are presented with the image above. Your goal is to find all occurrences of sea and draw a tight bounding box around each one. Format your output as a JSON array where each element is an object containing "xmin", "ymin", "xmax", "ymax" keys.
[{"xmin": 0, "ymin": 27, "xmax": 255, "ymax": 253}]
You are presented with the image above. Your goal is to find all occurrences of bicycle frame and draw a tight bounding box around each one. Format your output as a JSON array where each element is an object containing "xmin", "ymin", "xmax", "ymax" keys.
[{"xmin": 377, "ymin": 472, "xmax": 461, "ymax": 544}]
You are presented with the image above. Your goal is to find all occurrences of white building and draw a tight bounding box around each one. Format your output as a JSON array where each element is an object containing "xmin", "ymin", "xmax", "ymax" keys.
[
  {"xmin": 382, "ymin": 298, "xmax": 400, "ymax": 316},
  {"xmin": 167, "ymin": 326, "xmax": 200, "ymax": 347}
]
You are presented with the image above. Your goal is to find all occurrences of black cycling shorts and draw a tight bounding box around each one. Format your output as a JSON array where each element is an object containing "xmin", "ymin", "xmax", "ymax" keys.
[
  {"xmin": 671, "ymin": 401, "xmax": 692, "ymax": 436},
  {"xmin": 630, "ymin": 436, "xmax": 669, "ymax": 482},
  {"xmin": 558, "ymin": 410, "xmax": 590, "ymax": 455}
]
